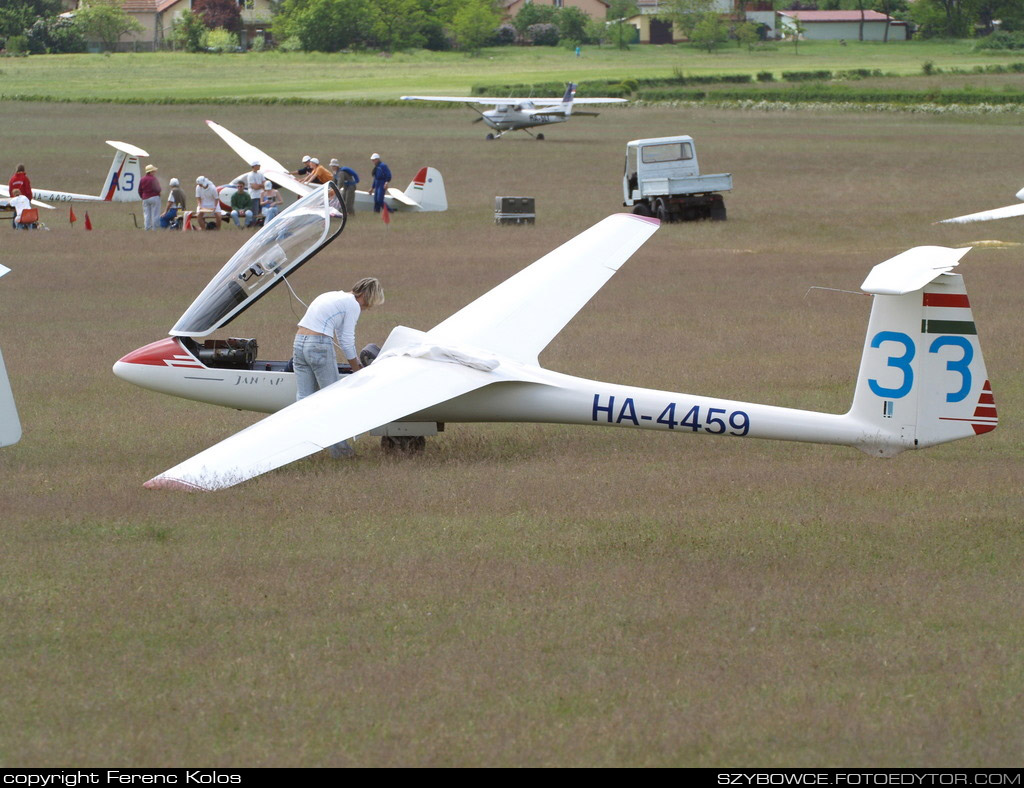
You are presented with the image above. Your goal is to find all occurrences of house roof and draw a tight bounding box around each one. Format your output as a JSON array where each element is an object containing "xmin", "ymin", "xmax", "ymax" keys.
[
  {"xmin": 778, "ymin": 10, "xmax": 900, "ymax": 23},
  {"xmin": 119, "ymin": 0, "xmax": 182, "ymax": 13}
]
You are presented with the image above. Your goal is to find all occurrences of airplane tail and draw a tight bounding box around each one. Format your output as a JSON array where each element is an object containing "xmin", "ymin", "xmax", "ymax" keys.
[
  {"xmin": 561, "ymin": 82, "xmax": 577, "ymax": 116},
  {"xmin": 99, "ymin": 141, "xmax": 149, "ymax": 202},
  {"xmin": 402, "ymin": 166, "xmax": 447, "ymax": 212},
  {"xmin": 847, "ymin": 246, "xmax": 996, "ymax": 456}
]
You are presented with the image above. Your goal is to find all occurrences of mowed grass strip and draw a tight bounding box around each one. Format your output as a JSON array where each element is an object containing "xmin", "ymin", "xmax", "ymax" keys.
[
  {"xmin": 1, "ymin": 40, "xmax": 1023, "ymax": 103},
  {"xmin": 0, "ymin": 102, "xmax": 1022, "ymax": 766}
]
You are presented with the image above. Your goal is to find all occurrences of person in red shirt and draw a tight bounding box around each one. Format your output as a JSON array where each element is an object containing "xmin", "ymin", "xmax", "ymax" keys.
[{"xmin": 8, "ymin": 165, "xmax": 32, "ymax": 202}]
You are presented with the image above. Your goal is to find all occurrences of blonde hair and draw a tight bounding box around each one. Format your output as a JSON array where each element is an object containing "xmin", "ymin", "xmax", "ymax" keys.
[{"xmin": 352, "ymin": 277, "xmax": 384, "ymax": 307}]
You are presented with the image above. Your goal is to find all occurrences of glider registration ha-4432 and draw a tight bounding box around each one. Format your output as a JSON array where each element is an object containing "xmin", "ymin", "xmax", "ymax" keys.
[
  {"xmin": 401, "ymin": 82, "xmax": 627, "ymax": 140},
  {"xmin": 112, "ymin": 183, "xmax": 998, "ymax": 491},
  {"xmin": 0, "ymin": 140, "xmax": 149, "ymax": 209}
]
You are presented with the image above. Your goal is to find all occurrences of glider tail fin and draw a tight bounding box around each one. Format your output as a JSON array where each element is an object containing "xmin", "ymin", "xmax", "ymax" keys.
[
  {"xmin": 99, "ymin": 141, "xmax": 148, "ymax": 202},
  {"xmin": 847, "ymin": 247, "xmax": 996, "ymax": 456},
  {"xmin": 404, "ymin": 166, "xmax": 447, "ymax": 212}
]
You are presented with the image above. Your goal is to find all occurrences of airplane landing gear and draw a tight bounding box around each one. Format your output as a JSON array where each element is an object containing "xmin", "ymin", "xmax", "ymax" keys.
[
  {"xmin": 381, "ymin": 435, "xmax": 426, "ymax": 454},
  {"xmin": 486, "ymin": 133, "xmax": 495, "ymax": 140},
  {"xmin": 536, "ymin": 133, "xmax": 545, "ymax": 141}
]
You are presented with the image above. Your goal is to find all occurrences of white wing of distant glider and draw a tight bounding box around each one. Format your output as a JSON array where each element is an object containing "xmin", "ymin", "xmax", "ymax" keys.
[
  {"xmin": 400, "ymin": 95, "xmax": 627, "ymax": 105},
  {"xmin": 145, "ymin": 213, "xmax": 660, "ymax": 491},
  {"xmin": 938, "ymin": 201, "xmax": 1024, "ymax": 224},
  {"xmin": 205, "ymin": 119, "xmax": 314, "ymax": 199}
]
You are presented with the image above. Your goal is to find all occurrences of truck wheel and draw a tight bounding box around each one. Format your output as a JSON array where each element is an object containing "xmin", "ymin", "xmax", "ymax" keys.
[
  {"xmin": 632, "ymin": 203, "xmax": 653, "ymax": 218},
  {"xmin": 655, "ymin": 199, "xmax": 671, "ymax": 223},
  {"xmin": 710, "ymin": 201, "xmax": 727, "ymax": 221}
]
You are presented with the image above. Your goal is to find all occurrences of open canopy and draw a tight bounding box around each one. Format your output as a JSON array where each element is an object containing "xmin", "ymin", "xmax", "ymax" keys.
[{"xmin": 171, "ymin": 183, "xmax": 345, "ymax": 338}]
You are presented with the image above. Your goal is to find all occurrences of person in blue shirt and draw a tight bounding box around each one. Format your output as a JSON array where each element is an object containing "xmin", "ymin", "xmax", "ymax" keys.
[
  {"xmin": 330, "ymin": 158, "xmax": 359, "ymax": 215},
  {"xmin": 369, "ymin": 153, "xmax": 391, "ymax": 214}
]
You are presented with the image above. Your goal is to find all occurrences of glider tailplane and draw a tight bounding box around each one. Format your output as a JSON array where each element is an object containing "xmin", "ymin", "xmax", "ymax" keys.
[
  {"xmin": 101, "ymin": 146, "xmax": 145, "ymax": 202},
  {"xmin": 403, "ymin": 166, "xmax": 447, "ymax": 212},
  {"xmin": 847, "ymin": 247, "xmax": 995, "ymax": 456}
]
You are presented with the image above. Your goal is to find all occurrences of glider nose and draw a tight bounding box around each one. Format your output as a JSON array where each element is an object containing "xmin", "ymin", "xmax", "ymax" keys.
[{"xmin": 113, "ymin": 337, "xmax": 202, "ymax": 386}]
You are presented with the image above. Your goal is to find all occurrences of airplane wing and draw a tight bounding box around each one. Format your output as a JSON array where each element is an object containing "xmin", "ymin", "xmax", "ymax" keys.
[
  {"xmin": 937, "ymin": 201, "xmax": 1024, "ymax": 224},
  {"xmin": 205, "ymin": 119, "xmax": 314, "ymax": 199},
  {"xmin": 401, "ymin": 95, "xmax": 531, "ymax": 105},
  {"xmin": 426, "ymin": 213, "xmax": 660, "ymax": 365},
  {"xmin": 144, "ymin": 355, "xmax": 501, "ymax": 491},
  {"xmin": 0, "ymin": 187, "xmax": 55, "ymax": 210}
]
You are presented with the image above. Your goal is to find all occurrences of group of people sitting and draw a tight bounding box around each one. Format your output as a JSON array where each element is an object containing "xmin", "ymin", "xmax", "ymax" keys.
[{"xmin": 148, "ymin": 162, "xmax": 283, "ymax": 231}]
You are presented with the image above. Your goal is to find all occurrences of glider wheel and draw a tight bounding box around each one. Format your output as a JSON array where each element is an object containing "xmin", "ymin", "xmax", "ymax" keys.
[
  {"xmin": 536, "ymin": 133, "xmax": 545, "ymax": 141},
  {"xmin": 485, "ymin": 133, "xmax": 495, "ymax": 141},
  {"xmin": 381, "ymin": 435, "xmax": 427, "ymax": 455}
]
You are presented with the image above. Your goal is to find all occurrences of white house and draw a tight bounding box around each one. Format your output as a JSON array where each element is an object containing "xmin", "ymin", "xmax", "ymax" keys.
[{"xmin": 777, "ymin": 10, "xmax": 909, "ymax": 42}]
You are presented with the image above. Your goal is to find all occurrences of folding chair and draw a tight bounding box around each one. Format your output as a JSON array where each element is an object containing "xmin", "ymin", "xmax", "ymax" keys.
[{"xmin": 17, "ymin": 208, "xmax": 39, "ymax": 229}]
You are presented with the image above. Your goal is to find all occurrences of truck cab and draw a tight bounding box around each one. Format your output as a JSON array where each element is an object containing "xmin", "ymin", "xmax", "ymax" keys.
[{"xmin": 623, "ymin": 135, "xmax": 732, "ymax": 222}]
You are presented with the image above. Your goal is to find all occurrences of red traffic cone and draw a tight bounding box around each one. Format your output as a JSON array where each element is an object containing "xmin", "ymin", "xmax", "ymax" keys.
[
  {"xmin": 69, "ymin": 206, "xmax": 77, "ymax": 225},
  {"xmin": 84, "ymin": 212, "xmax": 92, "ymax": 231}
]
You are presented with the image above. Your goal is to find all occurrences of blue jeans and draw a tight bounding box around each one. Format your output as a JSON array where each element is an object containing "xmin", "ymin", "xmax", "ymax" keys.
[{"xmin": 292, "ymin": 333, "xmax": 353, "ymax": 458}]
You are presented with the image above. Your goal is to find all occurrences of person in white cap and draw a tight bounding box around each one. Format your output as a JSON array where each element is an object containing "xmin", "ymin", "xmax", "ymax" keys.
[
  {"xmin": 291, "ymin": 155, "xmax": 313, "ymax": 179},
  {"xmin": 245, "ymin": 161, "xmax": 264, "ymax": 218},
  {"xmin": 260, "ymin": 180, "xmax": 282, "ymax": 224},
  {"xmin": 194, "ymin": 175, "xmax": 221, "ymax": 229},
  {"xmin": 302, "ymin": 157, "xmax": 332, "ymax": 185},
  {"xmin": 160, "ymin": 177, "xmax": 187, "ymax": 228},
  {"xmin": 369, "ymin": 153, "xmax": 391, "ymax": 214},
  {"xmin": 139, "ymin": 163, "xmax": 162, "ymax": 230}
]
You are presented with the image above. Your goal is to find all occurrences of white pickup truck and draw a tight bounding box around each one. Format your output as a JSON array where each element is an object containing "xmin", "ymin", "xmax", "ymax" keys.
[{"xmin": 623, "ymin": 135, "xmax": 732, "ymax": 222}]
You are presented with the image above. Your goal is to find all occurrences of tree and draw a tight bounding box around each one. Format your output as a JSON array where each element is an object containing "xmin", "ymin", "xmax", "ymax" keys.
[
  {"xmin": 171, "ymin": 10, "xmax": 207, "ymax": 52},
  {"xmin": 657, "ymin": 0, "xmax": 716, "ymax": 40},
  {"xmin": 369, "ymin": 0, "xmax": 428, "ymax": 51},
  {"xmin": 194, "ymin": 0, "xmax": 242, "ymax": 33},
  {"xmin": 74, "ymin": 0, "xmax": 143, "ymax": 51},
  {"xmin": 734, "ymin": 19, "xmax": 761, "ymax": 50},
  {"xmin": 27, "ymin": 14, "xmax": 86, "ymax": 53},
  {"xmin": 512, "ymin": 2, "xmax": 557, "ymax": 36},
  {"xmin": 275, "ymin": 0, "xmax": 375, "ymax": 52},
  {"xmin": 606, "ymin": 0, "xmax": 638, "ymax": 49},
  {"xmin": 450, "ymin": 0, "xmax": 499, "ymax": 53},
  {"xmin": 689, "ymin": 12, "xmax": 727, "ymax": 51},
  {"xmin": 558, "ymin": 7, "xmax": 591, "ymax": 43},
  {"xmin": 0, "ymin": 0, "xmax": 60, "ymax": 39},
  {"xmin": 908, "ymin": 0, "xmax": 979, "ymax": 38}
]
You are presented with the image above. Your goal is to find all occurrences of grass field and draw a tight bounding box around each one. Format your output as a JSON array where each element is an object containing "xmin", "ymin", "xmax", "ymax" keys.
[
  {"xmin": 2, "ymin": 39, "xmax": 1024, "ymax": 102},
  {"xmin": 1, "ymin": 89, "xmax": 1023, "ymax": 766}
]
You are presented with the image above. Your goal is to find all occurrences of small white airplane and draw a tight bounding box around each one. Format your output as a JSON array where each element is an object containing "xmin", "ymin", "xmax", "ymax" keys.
[
  {"xmin": 0, "ymin": 264, "xmax": 22, "ymax": 448},
  {"xmin": 401, "ymin": 82, "xmax": 628, "ymax": 140},
  {"xmin": 0, "ymin": 140, "xmax": 149, "ymax": 208},
  {"xmin": 939, "ymin": 187, "xmax": 1024, "ymax": 224},
  {"xmin": 205, "ymin": 120, "xmax": 447, "ymax": 213},
  {"xmin": 113, "ymin": 184, "xmax": 998, "ymax": 492}
]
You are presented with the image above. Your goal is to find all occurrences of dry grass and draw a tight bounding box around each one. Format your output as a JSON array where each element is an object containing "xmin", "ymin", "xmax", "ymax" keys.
[{"xmin": 0, "ymin": 101, "xmax": 1022, "ymax": 767}]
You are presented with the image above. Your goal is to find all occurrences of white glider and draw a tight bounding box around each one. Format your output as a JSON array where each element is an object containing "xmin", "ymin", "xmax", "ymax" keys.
[
  {"xmin": 939, "ymin": 186, "xmax": 1024, "ymax": 224},
  {"xmin": 113, "ymin": 190, "xmax": 997, "ymax": 491},
  {"xmin": 0, "ymin": 264, "xmax": 21, "ymax": 447},
  {"xmin": 205, "ymin": 119, "xmax": 447, "ymax": 213},
  {"xmin": 0, "ymin": 141, "xmax": 149, "ymax": 207}
]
